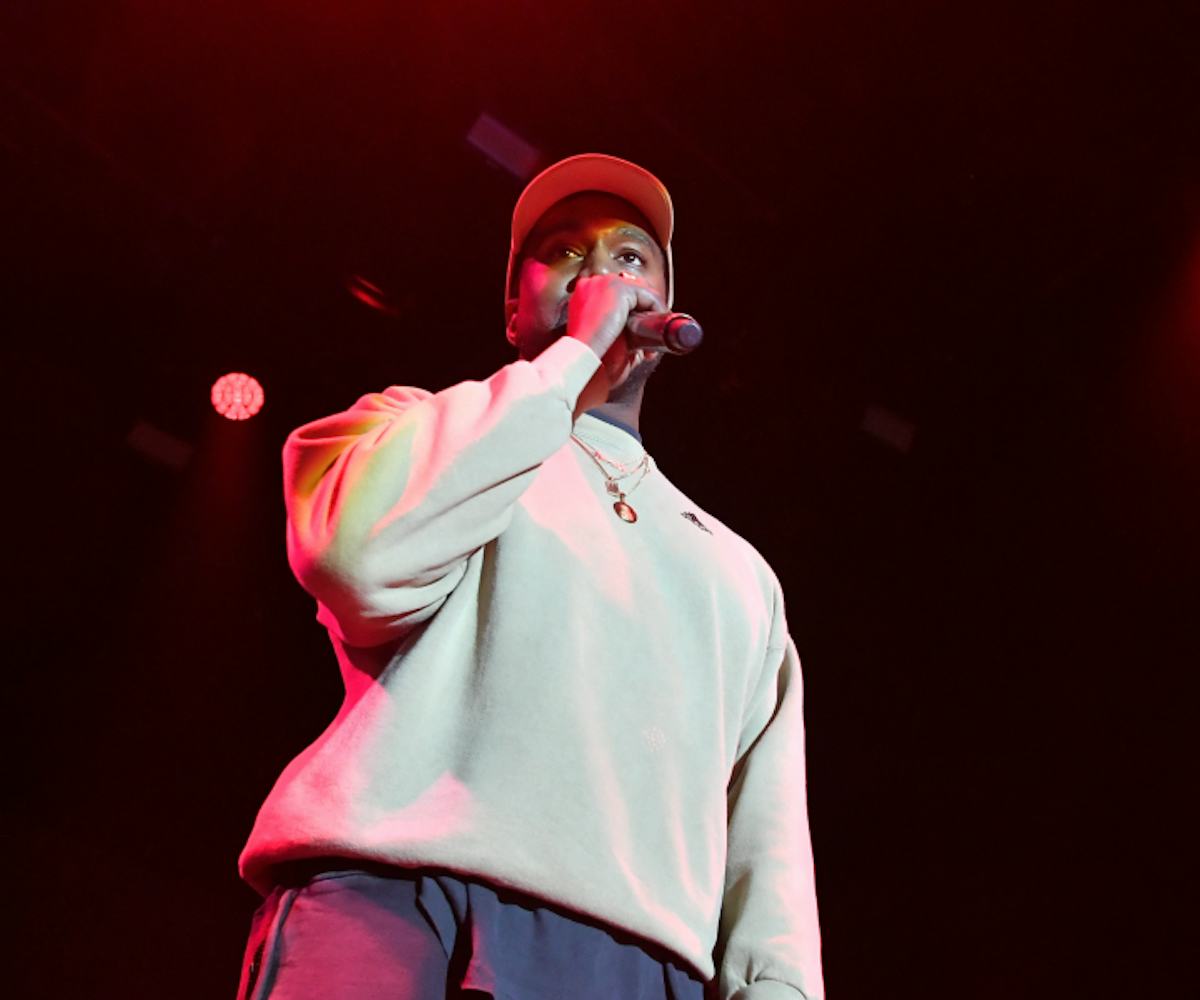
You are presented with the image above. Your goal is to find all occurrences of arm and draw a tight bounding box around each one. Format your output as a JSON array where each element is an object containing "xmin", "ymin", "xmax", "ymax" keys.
[
  {"xmin": 284, "ymin": 335, "xmax": 600, "ymax": 647},
  {"xmin": 714, "ymin": 604, "xmax": 824, "ymax": 999}
]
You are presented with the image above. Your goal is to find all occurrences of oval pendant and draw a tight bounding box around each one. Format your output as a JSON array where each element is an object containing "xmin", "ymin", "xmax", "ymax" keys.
[{"xmin": 613, "ymin": 499, "xmax": 638, "ymax": 523}]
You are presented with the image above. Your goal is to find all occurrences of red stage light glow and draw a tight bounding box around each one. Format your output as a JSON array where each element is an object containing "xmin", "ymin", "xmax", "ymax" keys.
[
  {"xmin": 345, "ymin": 274, "xmax": 402, "ymax": 317},
  {"xmin": 211, "ymin": 372, "xmax": 264, "ymax": 420}
]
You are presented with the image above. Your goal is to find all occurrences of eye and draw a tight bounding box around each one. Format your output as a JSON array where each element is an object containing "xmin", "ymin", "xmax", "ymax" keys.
[
  {"xmin": 617, "ymin": 250, "xmax": 647, "ymax": 267},
  {"xmin": 550, "ymin": 244, "xmax": 583, "ymax": 261}
]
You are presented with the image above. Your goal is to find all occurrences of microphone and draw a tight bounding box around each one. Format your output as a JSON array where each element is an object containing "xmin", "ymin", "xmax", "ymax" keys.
[{"xmin": 625, "ymin": 311, "xmax": 704, "ymax": 355}]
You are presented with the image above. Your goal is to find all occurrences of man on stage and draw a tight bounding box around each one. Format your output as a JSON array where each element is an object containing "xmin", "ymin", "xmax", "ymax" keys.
[{"xmin": 236, "ymin": 153, "xmax": 823, "ymax": 1000}]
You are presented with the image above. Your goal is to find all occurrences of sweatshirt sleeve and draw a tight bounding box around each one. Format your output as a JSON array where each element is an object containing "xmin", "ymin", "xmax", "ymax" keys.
[
  {"xmin": 283, "ymin": 336, "xmax": 600, "ymax": 647},
  {"xmin": 714, "ymin": 585, "xmax": 824, "ymax": 1000}
]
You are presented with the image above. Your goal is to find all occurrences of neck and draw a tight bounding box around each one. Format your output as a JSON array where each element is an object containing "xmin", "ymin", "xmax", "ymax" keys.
[{"xmin": 588, "ymin": 390, "xmax": 645, "ymax": 434}]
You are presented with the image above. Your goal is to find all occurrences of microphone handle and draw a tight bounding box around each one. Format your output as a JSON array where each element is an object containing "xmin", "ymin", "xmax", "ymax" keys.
[{"xmin": 626, "ymin": 311, "xmax": 704, "ymax": 355}]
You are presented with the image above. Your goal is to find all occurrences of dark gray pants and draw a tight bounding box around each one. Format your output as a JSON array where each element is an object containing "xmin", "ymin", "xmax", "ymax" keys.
[
  {"xmin": 236, "ymin": 867, "xmax": 705, "ymax": 1000},
  {"xmin": 237, "ymin": 871, "xmax": 454, "ymax": 1000}
]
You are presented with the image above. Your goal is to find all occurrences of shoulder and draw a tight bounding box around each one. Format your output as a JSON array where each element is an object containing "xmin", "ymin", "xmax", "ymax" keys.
[
  {"xmin": 355, "ymin": 384, "xmax": 436, "ymax": 413},
  {"xmin": 657, "ymin": 470, "xmax": 786, "ymax": 604},
  {"xmin": 286, "ymin": 385, "xmax": 434, "ymax": 440}
]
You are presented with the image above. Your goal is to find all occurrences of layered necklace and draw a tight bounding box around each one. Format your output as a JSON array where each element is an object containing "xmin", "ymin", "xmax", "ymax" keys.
[{"xmin": 570, "ymin": 433, "xmax": 653, "ymax": 523}]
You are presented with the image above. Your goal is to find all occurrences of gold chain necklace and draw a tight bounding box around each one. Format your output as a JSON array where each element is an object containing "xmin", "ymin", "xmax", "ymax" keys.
[{"xmin": 570, "ymin": 434, "xmax": 653, "ymax": 523}]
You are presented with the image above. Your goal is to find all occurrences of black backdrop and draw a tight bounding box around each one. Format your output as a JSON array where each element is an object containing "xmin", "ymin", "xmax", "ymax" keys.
[{"xmin": 3, "ymin": 2, "xmax": 1196, "ymax": 997}]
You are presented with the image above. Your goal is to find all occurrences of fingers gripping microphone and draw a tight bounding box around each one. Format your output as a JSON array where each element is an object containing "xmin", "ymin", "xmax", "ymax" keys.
[{"xmin": 626, "ymin": 312, "xmax": 704, "ymax": 355}]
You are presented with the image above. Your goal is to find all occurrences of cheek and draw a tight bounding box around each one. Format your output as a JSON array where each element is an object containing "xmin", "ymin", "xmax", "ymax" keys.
[
  {"xmin": 520, "ymin": 262, "xmax": 570, "ymax": 321},
  {"xmin": 650, "ymin": 267, "xmax": 669, "ymax": 304},
  {"xmin": 521, "ymin": 261, "xmax": 556, "ymax": 300}
]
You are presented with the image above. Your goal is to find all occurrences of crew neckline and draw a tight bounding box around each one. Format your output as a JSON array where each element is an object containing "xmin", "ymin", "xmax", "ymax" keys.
[
  {"xmin": 572, "ymin": 413, "xmax": 647, "ymax": 466},
  {"xmin": 582, "ymin": 410, "xmax": 642, "ymax": 443}
]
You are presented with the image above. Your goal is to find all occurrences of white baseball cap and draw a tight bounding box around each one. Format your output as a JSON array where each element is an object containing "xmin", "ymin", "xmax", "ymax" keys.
[{"xmin": 505, "ymin": 153, "xmax": 675, "ymax": 308}]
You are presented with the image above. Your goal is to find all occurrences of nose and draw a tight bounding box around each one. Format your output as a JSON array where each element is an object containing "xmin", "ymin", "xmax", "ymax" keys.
[{"xmin": 566, "ymin": 244, "xmax": 613, "ymax": 293}]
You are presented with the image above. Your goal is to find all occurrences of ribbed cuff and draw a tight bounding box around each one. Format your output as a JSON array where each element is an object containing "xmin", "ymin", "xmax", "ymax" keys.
[{"xmin": 528, "ymin": 335, "xmax": 602, "ymax": 411}]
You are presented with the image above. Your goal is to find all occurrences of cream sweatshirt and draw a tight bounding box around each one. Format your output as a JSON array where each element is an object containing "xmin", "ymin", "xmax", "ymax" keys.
[{"xmin": 239, "ymin": 336, "xmax": 823, "ymax": 999}]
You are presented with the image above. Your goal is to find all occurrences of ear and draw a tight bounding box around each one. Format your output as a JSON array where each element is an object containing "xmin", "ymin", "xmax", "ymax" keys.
[{"xmin": 504, "ymin": 298, "xmax": 519, "ymax": 345}]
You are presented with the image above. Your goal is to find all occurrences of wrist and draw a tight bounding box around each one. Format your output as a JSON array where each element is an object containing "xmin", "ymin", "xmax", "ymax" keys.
[{"xmin": 568, "ymin": 326, "xmax": 617, "ymax": 362}]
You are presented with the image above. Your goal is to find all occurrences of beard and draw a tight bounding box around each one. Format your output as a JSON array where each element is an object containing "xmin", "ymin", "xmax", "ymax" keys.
[{"xmin": 607, "ymin": 351, "xmax": 664, "ymax": 405}]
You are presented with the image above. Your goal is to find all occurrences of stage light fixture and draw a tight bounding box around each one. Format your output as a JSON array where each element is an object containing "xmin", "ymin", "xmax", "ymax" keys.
[{"xmin": 211, "ymin": 372, "xmax": 264, "ymax": 421}]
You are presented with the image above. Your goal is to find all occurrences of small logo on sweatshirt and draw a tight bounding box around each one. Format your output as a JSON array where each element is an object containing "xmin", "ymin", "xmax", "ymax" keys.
[
  {"xmin": 681, "ymin": 511, "xmax": 712, "ymax": 535},
  {"xmin": 642, "ymin": 726, "xmax": 667, "ymax": 752}
]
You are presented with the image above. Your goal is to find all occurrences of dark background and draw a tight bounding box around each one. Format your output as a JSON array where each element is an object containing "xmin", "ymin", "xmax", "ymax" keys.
[{"xmin": 3, "ymin": 2, "xmax": 1196, "ymax": 996}]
